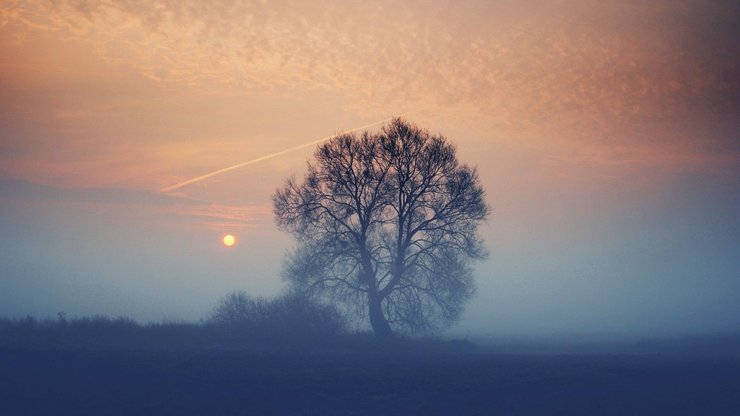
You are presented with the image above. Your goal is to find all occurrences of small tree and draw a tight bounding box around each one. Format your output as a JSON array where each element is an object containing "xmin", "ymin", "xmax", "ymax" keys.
[
  {"xmin": 210, "ymin": 291, "xmax": 344, "ymax": 338},
  {"xmin": 274, "ymin": 119, "xmax": 489, "ymax": 336}
]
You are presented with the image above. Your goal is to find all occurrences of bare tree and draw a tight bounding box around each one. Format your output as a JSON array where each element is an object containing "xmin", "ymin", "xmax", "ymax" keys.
[{"xmin": 274, "ymin": 119, "xmax": 489, "ymax": 337}]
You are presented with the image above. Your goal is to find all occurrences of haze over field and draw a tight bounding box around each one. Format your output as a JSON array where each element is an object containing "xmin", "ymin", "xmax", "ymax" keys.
[{"xmin": 1, "ymin": 0, "xmax": 738, "ymax": 338}]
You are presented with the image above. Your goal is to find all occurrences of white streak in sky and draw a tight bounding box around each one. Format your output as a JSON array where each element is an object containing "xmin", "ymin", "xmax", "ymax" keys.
[{"xmin": 160, "ymin": 116, "xmax": 401, "ymax": 193}]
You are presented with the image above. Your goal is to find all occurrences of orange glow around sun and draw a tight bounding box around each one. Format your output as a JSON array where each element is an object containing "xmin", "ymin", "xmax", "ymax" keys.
[{"xmin": 223, "ymin": 234, "xmax": 236, "ymax": 247}]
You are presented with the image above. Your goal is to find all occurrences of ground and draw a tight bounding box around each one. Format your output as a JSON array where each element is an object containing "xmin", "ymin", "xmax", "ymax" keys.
[{"xmin": 2, "ymin": 345, "xmax": 739, "ymax": 415}]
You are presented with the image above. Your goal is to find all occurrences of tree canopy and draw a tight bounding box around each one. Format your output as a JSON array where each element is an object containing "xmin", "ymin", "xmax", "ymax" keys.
[{"xmin": 273, "ymin": 118, "xmax": 489, "ymax": 336}]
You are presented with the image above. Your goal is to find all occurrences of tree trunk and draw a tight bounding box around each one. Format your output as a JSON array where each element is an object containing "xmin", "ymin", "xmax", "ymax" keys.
[{"xmin": 368, "ymin": 294, "xmax": 392, "ymax": 338}]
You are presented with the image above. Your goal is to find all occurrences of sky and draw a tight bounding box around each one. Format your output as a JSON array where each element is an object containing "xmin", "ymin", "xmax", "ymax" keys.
[{"xmin": 1, "ymin": 0, "xmax": 738, "ymax": 337}]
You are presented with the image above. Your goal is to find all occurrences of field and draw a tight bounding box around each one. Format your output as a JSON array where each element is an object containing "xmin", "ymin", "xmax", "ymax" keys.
[{"xmin": 2, "ymin": 342, "xmax": 739, "ymax": 415}]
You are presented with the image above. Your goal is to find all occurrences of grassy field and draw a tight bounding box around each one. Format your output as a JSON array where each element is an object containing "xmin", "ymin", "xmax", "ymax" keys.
[
  {"xmin": 1, "ymin": 317, "xmax": 739, "ymax": 415},
  {"xmin": 3, "ymin": 346, "xmax": 740, "ymax": 415}
]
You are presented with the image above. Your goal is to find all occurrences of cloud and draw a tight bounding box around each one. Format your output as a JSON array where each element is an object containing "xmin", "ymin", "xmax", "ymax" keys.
[
  {"xmin": 166, "ymin": 203, "xmax": 271, "ymax": 231},
  {"xmin": 1, "ymin": 0, "xmax": 737, "ymax": 184},
  {"xmin": 0, "ymin": 176, "xmax": 201, "ymax": 206},
  {"xmin": 8, "ymin": 1, "xmax": 735, "ymax": 115},
  {"xmin": 0, "ymin": 176, "xmax": 270, "ymax": 230}
]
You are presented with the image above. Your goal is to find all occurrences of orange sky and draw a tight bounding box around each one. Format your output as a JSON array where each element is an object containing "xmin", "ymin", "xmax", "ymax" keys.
[
  {"xmin": 2, "ymin": 1, "xmax": 737, "ymax": 193},
  {"xmin": 1, "ymin": 1, "xmax": 738, "ymax": 331}
]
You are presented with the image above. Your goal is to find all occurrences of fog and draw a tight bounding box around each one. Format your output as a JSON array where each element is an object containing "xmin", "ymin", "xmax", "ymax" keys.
[
  {"xmin": 2, "ymin": 163, "xmax": 737, "ymax": 340},
  {"xmin": 1, "ymin": 0, "xmax": 739, "ymax": 342}
]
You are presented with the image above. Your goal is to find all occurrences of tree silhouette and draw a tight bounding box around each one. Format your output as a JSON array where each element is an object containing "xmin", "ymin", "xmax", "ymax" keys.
[{"xmin": 274, "ymin": 119, "xmax": 489, "ymax": 336}]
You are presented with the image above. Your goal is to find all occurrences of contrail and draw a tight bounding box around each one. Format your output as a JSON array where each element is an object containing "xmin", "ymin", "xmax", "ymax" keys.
[{"xmin": 160, "ymin": 115, "xmax": 401, "ymax": 193}]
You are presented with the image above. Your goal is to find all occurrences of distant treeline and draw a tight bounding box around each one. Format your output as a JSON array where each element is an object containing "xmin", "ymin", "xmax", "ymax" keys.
[{"xmin": 0, "ymin": 292, "xmax": 474, "ymax": 353}]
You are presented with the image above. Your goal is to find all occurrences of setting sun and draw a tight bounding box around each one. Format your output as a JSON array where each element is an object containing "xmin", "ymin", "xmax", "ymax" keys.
[{"xmin": 223, "ymin": 234, "xmax": 236, "ymax": 247}]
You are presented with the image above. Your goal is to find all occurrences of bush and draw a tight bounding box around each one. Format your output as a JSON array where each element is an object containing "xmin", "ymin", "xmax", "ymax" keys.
[
  {"xmin": 209, "ymin": 291, "xmax": 345, "ymax": 340},
  {"xmin": 69, "ymin": 315, "xmax": 138, "ymax": 332}
]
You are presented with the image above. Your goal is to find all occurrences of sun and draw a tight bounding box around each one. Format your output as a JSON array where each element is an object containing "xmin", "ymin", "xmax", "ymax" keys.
[{"xmin": 222, "ymin": 234, "xmax": 236, "ymax": 247}]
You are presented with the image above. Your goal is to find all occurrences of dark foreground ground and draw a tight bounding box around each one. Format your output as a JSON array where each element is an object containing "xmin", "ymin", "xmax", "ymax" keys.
[{"xmin": 2, "ymin": 345, "xmax": 739, "ymax": 415}]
